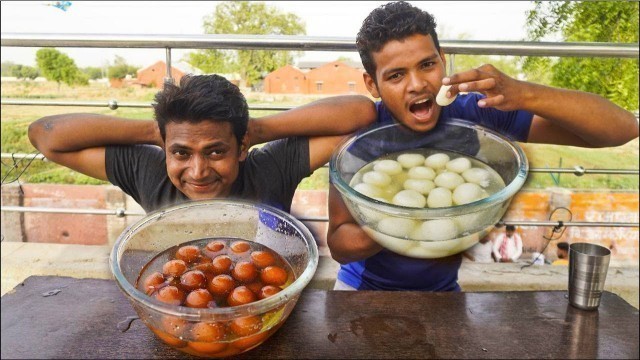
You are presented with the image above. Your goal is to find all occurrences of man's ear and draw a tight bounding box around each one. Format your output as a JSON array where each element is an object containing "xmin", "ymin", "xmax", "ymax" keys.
[
  {"xmin": 363, "ymin": 72, "xmax": 380, "ymax": 98},
  {"xmin": 239, "ymin": 133, "xmax": 250, "ymax": 162}
]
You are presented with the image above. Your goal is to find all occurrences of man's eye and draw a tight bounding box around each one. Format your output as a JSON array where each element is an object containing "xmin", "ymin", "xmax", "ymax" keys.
[
  {"xmin": 388, "ymin": 73, "xmax": 402, "ymax": 80},
  {"xmin": 421, "ymin": 61, "xmax": 435, "ymax": 69},
  {"xmin": 208, "ymin": 149, "xmax": 225, "ymax": 157},
  {"xmin": 172, "ymin": 150, "xmax": 189, "ymax": 158}
]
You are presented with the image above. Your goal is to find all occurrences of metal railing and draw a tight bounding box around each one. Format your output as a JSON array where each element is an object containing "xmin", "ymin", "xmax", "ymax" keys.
[{"xmin": 1, "ymin": 33, "xmax": 639, "ymax": 229}]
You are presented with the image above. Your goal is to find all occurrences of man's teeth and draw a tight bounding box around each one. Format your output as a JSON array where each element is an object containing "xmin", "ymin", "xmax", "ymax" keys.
[{"xmin": 415, "ymin": 99, "xmax": 430, "ymax": 105}]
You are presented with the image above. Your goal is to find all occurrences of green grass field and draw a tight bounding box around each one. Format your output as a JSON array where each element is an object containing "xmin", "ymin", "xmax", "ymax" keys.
[{"xmin": 1, "ymin": 81, "xmax": 638, "ymax": 190}]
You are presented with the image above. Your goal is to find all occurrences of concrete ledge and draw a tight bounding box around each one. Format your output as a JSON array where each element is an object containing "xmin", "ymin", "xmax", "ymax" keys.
[{"xmin": 2, "ymin": 242, "xmax": 637, "ymax": 309}]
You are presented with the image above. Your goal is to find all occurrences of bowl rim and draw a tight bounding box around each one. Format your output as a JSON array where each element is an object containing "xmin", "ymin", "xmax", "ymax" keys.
[
  {"xmin": 329, "ymin": 118, "xmax": 529, "ymax": 218},
  {"xmin": 109, "ymin": 199, "xmax": 319, "ymax": 320}
]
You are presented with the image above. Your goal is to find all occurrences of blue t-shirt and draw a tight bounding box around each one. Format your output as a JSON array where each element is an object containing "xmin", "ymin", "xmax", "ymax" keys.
[{"xmin": 337, "ymin": 93, "xmax": 533, "ymax": 291}]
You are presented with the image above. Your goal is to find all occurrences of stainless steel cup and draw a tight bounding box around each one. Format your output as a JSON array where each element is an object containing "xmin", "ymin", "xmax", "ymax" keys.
[{"xmin": 568, "ymin": 242, "xmax": 611, "ymax": 310}]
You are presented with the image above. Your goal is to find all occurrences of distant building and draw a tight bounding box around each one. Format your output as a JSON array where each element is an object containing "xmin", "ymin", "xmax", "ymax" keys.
[
  {"xmin": 264, "ymin": 60, "xmax": 368, "ymax": 95},
  {"xmin": 135, "ymin": 61, "xmax": 186, "ymax": 89},
  {"xmin": 264, "ymin": 65, "xmax": 306, "ymax": 94}
]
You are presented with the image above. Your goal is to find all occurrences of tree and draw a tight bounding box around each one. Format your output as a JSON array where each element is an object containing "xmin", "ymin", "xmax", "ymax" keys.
[
  {"xmin": 35, "ymin": 48, "xmax": 88, "ymax": 88},
  {"xmin": 187, "ymin": 1, "xmax": 306, "ymax": 87},
  {"xmin": 107, "ymin": 55, "xmax": 139, "ymax": 80},
  {"xmin": 82, "ymin": 66, "xmax": 104, "ymax": 80},
  {"xmin": 524, "ymin": 1, "xmax": 639, "ymax": 111}
]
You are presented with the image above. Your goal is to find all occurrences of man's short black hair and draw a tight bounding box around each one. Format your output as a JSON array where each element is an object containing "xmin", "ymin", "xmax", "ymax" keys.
[
  {"xmin": 356, "ymin": 1, "xmax": 440, "ymax": 82},
  {"xmin": 153, "ymin": 74, "xmax": 249, "ymax": 144},
  {"xmin": 557, "ymin": 242, "xmax": 569, "ymax": 251},
  {"xmin": 506, "ymin": 225, "xmax": 516, "ymax": 232}
]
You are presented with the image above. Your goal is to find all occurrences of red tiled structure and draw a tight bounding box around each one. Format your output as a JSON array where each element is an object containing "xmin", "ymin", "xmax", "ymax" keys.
[
  {"xmin": 135, "ymin": 61, "xmax": 186, "ymax": 89},
  {"xmin": 305, "ymin": 61, "xmax": 369, "ymax": 95},
  {"xmin": 264, "ymin": 65, "xmax": 306, "ymax": 94},
  {"xmin": 264, "ymin": 61, "xmax": 369, "ymax": 95}
]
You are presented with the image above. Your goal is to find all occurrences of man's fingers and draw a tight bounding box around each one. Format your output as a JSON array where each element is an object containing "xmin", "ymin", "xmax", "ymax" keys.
[
  {"xmin": 477, "ymin": 94, "xmax": 505, "ymax": 108},
  {"xmin": 443, "ymin": 68, "xmax": 489, "ymax": 85},
  {"xmin": 458, "ymin": 78, "xmax": 497, "ymax": 92}
]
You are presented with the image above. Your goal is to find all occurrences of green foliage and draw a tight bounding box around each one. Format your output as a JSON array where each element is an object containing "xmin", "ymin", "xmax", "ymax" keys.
[
  {"xmin": 1, "ymin": 61, "xmax": 18, "ymax": 76},
  {"xmin": 187, "ymin": 1, "xmax": 306, "ymax": 86},
  {"xmin": 35, "ymin": 48, "xmax": 88, "ymax": 87},
  {"xmin": 82, "ymin": 66, "xmax": 104, "ymax": 80},
  {"xmin": 108, "ymin": 55, "xmax": 139, "ymax": 79},
  {"xmin": 11, "ymin": 64, "xmax": 40, "ymax": 80},
  {"xmin": 523, "ymin": 1, "xmax": 639, "ymax": 111}
]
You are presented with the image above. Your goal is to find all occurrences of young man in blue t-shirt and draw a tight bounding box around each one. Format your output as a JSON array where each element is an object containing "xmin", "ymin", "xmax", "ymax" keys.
[{"xmin": 327, "ymin": 1, "xmax": 639, "ymax": 291}]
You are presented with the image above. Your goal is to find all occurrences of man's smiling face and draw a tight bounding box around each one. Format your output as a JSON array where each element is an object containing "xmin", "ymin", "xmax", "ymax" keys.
[
  {"xmin": 364, "ymin": 33, "xmax": 447, "ymax": 132},
  {"xmin": 164, "ymin": 120, "xmax": 248, "ymax": 200}
]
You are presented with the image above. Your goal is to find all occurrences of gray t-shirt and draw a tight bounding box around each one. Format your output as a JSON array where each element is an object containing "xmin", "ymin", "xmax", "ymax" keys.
[{"xmin": 105, "ymin": 137, "xmax": 310, "ymax": 213}]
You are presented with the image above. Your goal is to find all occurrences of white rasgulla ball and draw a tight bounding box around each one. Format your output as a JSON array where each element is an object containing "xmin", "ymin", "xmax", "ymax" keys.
[
  {"xmin": 462, "ymin": 167, "xmax": 491, "ymax": 188},
  {"xmin": 353, "ymin": 183, "xmax": 383, "ymax": 198},
  {"xmin": 427, "ymin": 187, "xmax": 453, "ymax": 208},
  {"xmin": 452, "ymin": 182, "xmax": 484, "ymax": 205},
  {"xmin": 373, "ymin": 159, "xmax": 403, "ymax": 175},
  {"xmin": 377, "ymin": 217, "xmax": 418, "ymax": 238},
  {"xmin": 362, "ymin": 171, "xmax": 392, "ymax": 187},
  {"xmin": 403, "ymin": 178, "xmax": 435, "ymax": 195},
  {"xmin": 408, "ymin": 166, "xmax": 436, "ymax": 180},
  {"xmin": 425, "ymin": 153, "xmax": 450, "ymax": 169},
  {"xmin": 434, "ymin": 172, "xmax": 465, "ymax": 190},
  {"xmin": 397, "ymin": 153, "xmax": 426, "ymax": 169},
  {"xmin": 358, "ymin": 197, "xmax": 387, "ymax": 222},
  {"xmin": 413, "ymin": 219, "xmax": 458, "ymax": 241},
  {"xmin": 446, "ymin": 157, "xmax": 472, "ymax": 174},
  {"xmin": 392, "ymin": 189, "xmax": 427, "ymax": 208},
  {"xmin": 363, "ymin": 226, "xmax": 417, "ymax": 255}
]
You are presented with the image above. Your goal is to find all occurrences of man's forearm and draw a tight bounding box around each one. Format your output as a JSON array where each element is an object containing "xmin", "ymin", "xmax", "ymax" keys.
[
  {"xmin": 521, "ymin": 82, "xmax": 638, "ymax": 147},
  {"xmin": 29, "ymin": 113, "xmax": 161, "ymax": 154},
  {"xmin": 248, "ymin": 95, "xmax": 376, "ymax": 146}
]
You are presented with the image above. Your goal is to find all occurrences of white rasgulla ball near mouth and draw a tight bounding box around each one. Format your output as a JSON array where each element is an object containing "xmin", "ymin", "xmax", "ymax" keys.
[
  {"xmin": 377, "ymin": 217, "xmax": 418, "ymax": 238},
  {"xmin": 446, "ymin": 157, "xmax": 472, "ymax": 174},
  {"xmin": 392, "ymin": 189, "xmax": 427, "ymax": 208},
  {"xmin": 408, "ymin": 166, "xmax": 436, "ymax": 180},
  {"xmin": 403, "ymin": 178, "xmax": 435, "ymax": 195},
  {"xmin": 373, "ymin": 159, "xmax": 403, "ymax": 175},
  {"xmin": 462, "ymin": 167, "xmax": 491, "ymax": 188},
  {"xmin": 427, "ymin": 187, "xmax": 453, "ymax": 208},
  {"xmin": 425, "ymin": 153, "xmax": 450, "ymax": 169},
  {"xmin": 353, "ymin": 183, "xmax": 383, "ymax": 198},
  {"xmin": 413, "ymin": 219, "xmax": 458, "ymax": 241},
  {"xmin": 453, "ymin": 182, "xmax": 484, "ymax": 205},
  {"xmin": 434, "ymin": 172, "xmax": 465, "ymax": 190},
  {"xmin": 397, "ymin": 153, "xmax": 426, "ymax": 169},
  {"xmin": 362, "ymin": 170, "xmax": 392, "ymax": 187}
]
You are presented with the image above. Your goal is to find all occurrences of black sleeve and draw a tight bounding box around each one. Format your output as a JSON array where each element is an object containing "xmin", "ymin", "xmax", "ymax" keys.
[
  {"xmin": 241, "ymin": 137, "xmax": 310, "ymax": 212},
  {"xmin": 105, "ymin": 144, "xmax": 170, "ymax": 210}
]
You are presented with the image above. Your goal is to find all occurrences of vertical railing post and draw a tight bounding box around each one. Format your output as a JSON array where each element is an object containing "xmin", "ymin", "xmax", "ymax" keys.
[{"xmin": 164, "ymin": 47, "xmax": 174, "ymax": 85}]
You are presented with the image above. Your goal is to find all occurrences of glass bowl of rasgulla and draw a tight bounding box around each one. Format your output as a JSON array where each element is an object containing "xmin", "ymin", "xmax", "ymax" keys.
[{"xmin": 329, "ymin": 118, "xmax": 528, "ymax": 259}]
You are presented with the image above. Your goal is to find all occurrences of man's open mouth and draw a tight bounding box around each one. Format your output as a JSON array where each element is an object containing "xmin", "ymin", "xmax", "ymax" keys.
[{"xmin": 409, "ymin": 98, "xmax": 434, "ymax": 120}]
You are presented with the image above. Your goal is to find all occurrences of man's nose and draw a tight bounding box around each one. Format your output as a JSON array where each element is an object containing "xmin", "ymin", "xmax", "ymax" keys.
[
  {"xmin": 407, "ymin": 72, "xmax": 426, "ymax": 92},
  {"xmin": 190, "ymin": 155, "xmax": 209, "ymax": 179}
]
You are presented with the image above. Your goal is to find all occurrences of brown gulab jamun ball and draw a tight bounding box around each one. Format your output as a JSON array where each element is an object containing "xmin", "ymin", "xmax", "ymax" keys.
[
  {"xmin": 142, "ymin": 271, "xmax": 165, "ymax": 295},
  {"xmin": 207, "ymin": 274, "xmax": 236, "ymax": 296},
  {"xmin": 162, "ymin": 259, "xmax": 187, "ymax": 277},
  {"xmin": 232, "ymin": 261, "xmax": 258, "ymax": 283},
  {"xmin": 184, "ymin": 288, "xmax": 215, "ymax": 308},
  {"xmin": 156, "ymin": 285, "xmax": 185, "ymax": 306},
  {"xmin": 227, "ymin": 286, "xmax": 257, "ymax": 306},
  {"xmin": 180, "ymin": 270, "xmax": 207, "ymax": 291},
  {"xmin": 230, "ymin": 240, "xmax": 251, "ymax": 253},
  {"xmin": 211, "ymin": 255, "xmax": 233, "ymax": 275},
  {"xmin": 260, "ymin": 265, "xmax": 288, "ymax": 286},
  {"xmin": 250, "ymin": 251, "xmax": 276, "ymax": 268},
  {"xmin": 175, "ymin": 245, "xmax": 201, "ymax": 263}
]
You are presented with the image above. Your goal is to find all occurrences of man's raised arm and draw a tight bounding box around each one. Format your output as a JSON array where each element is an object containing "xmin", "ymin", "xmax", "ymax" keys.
[{"xmin": 28, "ymin": 113, "xmax": 161, "ymax": 181}]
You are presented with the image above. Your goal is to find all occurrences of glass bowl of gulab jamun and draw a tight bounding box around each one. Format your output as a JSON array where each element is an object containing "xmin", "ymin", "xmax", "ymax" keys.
[
  {"xmin": 330, "ymin": 118, "xmax": 528, "ymax": 259},
  {"xmin": 110, "ymin": 199, "xmax": 318, "ymax": 357}
]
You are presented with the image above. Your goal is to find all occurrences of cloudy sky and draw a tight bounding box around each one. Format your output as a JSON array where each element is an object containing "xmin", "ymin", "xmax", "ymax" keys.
[{"xmin": 1, "ymin": 1, "xmax": 535, "ymax": 68}]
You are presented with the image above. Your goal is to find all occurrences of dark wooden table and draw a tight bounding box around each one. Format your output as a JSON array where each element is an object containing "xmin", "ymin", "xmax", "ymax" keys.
[{"xmin": 2, "ymin": 276, "xmax": 638, "ymax": 359}]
